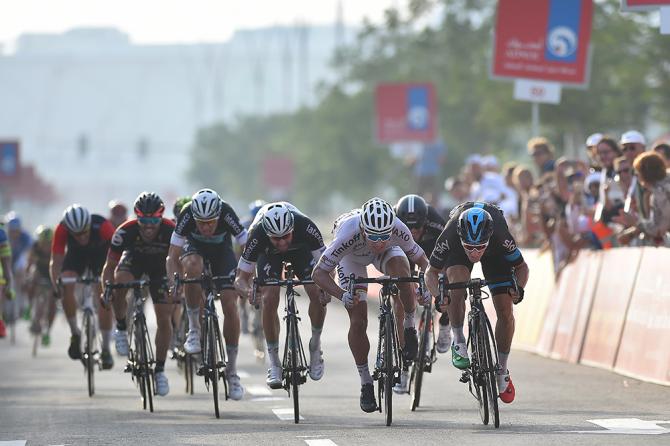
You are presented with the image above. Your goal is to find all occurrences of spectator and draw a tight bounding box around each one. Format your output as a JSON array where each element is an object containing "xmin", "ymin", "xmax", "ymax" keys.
[
  {"xmin": 620, "ymin": 130, "xmax": 646, "ymax": 165},
  {"xmin": 593, "ymin": 137, "xmax": 622, "ymax": 224},
  {"xmin": 470, "ymin": 155, "xmax": 518, "ymax": 220},
  {"xmin": 615, "ymin": 152, "xmax": 670, "ymax": 246},
  {"xmin": 652, "ymin": 142, "xmax": 670, "ymax": 169},
  {"xmin": 527, "ymin": 137, "xmax": 556, "ymax": 174},
  {"xmin": 512, "ymin": 166, "xmax": 542, "ymax": 247},
  {"xmin": 585, "ymin": 133, "xmax": 603, "ymax": 171},
  {"xmin": 108, "ymin": 200, "xmax": 128, "ymax": 228}
]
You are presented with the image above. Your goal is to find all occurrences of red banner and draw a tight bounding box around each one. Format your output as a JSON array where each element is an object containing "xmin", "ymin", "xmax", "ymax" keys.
[
  {"xmin": 492, "ymin": 0, "xmax": 593, "ymax": 86},
  {"xmin": 374, "ymin": 83, "xmax": 437, "ymax": 144},
  {"xmin": 622, "ymin": 0, "xmax": 670, "ymax": 10}
]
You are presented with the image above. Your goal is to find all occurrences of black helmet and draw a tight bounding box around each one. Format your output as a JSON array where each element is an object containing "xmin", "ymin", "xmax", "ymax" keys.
[
  {"xmin": 457, "ymin": 207, "xmax": 494, "ymax": 245},
  {"xmin": 395, "ymin": 194, "xmax": 428, "ymax": 228},
  {"xmin": 134, "ymin": 191, "xmax": 165, "ymax": 217}
]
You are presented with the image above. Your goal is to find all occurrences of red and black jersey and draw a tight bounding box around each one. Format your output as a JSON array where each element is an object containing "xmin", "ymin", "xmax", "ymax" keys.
[
  {"xmin": 108, "ymin": 218, "xmax": 175, "ymax": 261},
  {"xmin": 52, "ymin": 214, "xmax": 115, "ymax": 256}
]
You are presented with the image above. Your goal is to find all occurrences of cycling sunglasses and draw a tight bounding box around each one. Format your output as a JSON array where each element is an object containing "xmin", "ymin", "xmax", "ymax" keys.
[
  {"xmin": 462, "ymin": 242, "xmax": 488, "ymax": 252},
  {"xmin": 270, "ymin": 233, "xmax": 292, "ymax": 241},
  {"xmin": 138, "ymin": 216, "xmax": 161, "ymax": 225},
  {"xmin": 365, "ymin": 232, "xmax": 391, "ymax": 242},
  {"xmin": 194, "ymin": 217, "xmax": 218, "ymax": 224}
]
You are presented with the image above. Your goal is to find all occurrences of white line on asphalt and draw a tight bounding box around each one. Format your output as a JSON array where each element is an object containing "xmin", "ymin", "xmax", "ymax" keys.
[
  {"xmin": 0, "ymin": 441, "xmax": 27, "ymax": 446},
  {"xmin": 304, "ymin": 440, "xmax": 338, "ymax": 446},
  {"xmin": 250, "ymin": 396, "xmax": 285, "ymax": 402},
  {"xmin": 566, "ymin": 418, "xmax": 670, "ymax": 435},
  {"xmin": 246, "ymin": 385, "xmax": 272, "ymax": 396},
  {"xmin": 272, "ymin": 408, "xmax": 304, "ymax": 421}
]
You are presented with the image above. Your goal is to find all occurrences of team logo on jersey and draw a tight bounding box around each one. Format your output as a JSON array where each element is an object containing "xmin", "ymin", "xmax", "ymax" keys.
[
  {"xmin": 432, "ymin": 239, "xmax": 450, "ymax": 256},
  {"xmin": 503, "ymin": 239, "xmax": 516, "ymax": 252},
  {"xmin": 306, "ymin": 224, "xmax": 323, "ymax": 244},
  {"xmin": 392, "ymin": 227, "xmax": 411, "ymax": 242},
  {"xmin": 111, "ymin": 229, "xmax": 126, "ymax": 247}
]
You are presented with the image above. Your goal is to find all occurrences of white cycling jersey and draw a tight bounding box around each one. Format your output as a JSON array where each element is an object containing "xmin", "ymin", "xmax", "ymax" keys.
[{"xmin": 317, "ymin": 210, "xmax": 425, "ymax": 273}]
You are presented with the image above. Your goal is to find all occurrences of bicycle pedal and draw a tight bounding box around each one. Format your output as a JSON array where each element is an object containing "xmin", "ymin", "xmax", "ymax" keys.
[
  {"xmin": 124, "ymin": 364, "xmax": 132, "ymax": 373},
  {"xmin": 196, "ymin": 367, "xmax": 206, "ymax": 376},
  {"xmin": 459, "ymin": 372, "xmax": 470, "ymax": 383}
]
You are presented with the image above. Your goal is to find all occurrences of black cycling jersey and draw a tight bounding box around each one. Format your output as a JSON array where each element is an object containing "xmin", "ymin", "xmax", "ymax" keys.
[
  {"xmin": 429, "ymin": 202, "xmax": 524, "ymax": 294},
  {"xmin": 109, "ymin": 218, "xmax": 175, "ymax": 260},
  {"xmin": 173, "ymin": 200, "xmax": 246, "ymax": 249},
  {"xmin": 240, "ymin": 212, "xmax": 324, "ymax": 264},
  {"xmin": 417, "ymin": 205, "xmax": 446, "ymax": 258}
]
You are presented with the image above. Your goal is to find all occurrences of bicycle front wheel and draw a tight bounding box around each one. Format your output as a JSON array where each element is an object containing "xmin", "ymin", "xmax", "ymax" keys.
[
  {"xmin": 384, "ymin": 313, "xmax": 394, "ymax": 426},
  {"xmin": 206, "ymin": 316, "xmax": 221, "ymax": 419},
  {"xmin": 469, "ymin": 317, "xmax": 488, "ymax": 425},
  {"xmin": 83, "ymin": 311, "xmax": 95, "ymax": 397},
  {"xmin": 140, "ymin": 319, "xmax": 154, "ymax": 413},
  {"xmin": 289, "ymin": 316, "xmax": 300, "ymax": 424},
  {"xmin": 410, "ymin": 307, "xmax": 430, "ymax": 411},
  {"xmin": 481, "ymin": 316, "xmax": 500, "ymax": 428}
]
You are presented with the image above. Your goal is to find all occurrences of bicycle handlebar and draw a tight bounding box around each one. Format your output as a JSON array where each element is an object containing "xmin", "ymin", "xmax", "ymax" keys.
[
  {"xmin": 58, "ymin": 276, "xmax": 99, "ymax": 285},
  {"xmin": 347, "ymin": 273, "xmax": 426, "ymax": 302}
]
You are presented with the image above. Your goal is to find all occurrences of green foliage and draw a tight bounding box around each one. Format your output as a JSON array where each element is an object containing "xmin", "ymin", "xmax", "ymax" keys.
[{"xmin": 189, "ymin": 0, "xmax": 668, "ymax": 214}]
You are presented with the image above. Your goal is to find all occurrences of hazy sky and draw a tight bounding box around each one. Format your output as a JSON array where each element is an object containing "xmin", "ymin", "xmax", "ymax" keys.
[{"xmin": 0, "ymin": 0, "xmax": 402, "ymax": 44}]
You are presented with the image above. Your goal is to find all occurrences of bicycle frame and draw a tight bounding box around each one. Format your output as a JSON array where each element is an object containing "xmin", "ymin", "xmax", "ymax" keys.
[{"xmin": 253, "ymin": 263, "xmax": 311, "ymax": 424}]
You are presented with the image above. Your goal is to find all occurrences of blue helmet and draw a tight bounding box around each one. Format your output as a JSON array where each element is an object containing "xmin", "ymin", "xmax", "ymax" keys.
[{"xmin": 457, "ymin": 207, "xmax": 493, "ymax": 245}]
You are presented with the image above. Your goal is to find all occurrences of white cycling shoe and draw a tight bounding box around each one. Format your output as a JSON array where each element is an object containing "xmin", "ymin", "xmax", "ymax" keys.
[
  {"xmin": 392, "ymin": 369, "xmax": 410, "ymax": 394},
  {"xmin": 436, "ymin": 324, "xmax": 452, "ymax": 354},
  {"xmin": 227, "ymin": 374, "xmax": 244, "ymax": 401},
  {"xmin": 309, "ymin": 348, "xmax": 325, "ymax": 381},
  {"xmin": 184, "ymin": 330, "xmax": 201, "ymax": 354},
  {"xmin": 155, "ymin": 371, "xmax": 169, "ymax": 396},
  {"xmin": 266, "ymin": 365, "xmax": 283, "ymax": 389},
  {"xmin": 114, "ymin": 329, "xmax": 129, "ymax": 357}
]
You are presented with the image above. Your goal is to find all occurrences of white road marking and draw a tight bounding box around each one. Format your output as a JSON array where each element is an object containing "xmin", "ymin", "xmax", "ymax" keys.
[
  {"xmin": 569, "ymin": 418, "xmax": 670, "ymax": 435},
  {"xmin": 250, "ymin": 396, "xmax": 285, "ymax": 402},
  {"xmin": 246, "ymin": 385, "xmax": 272, "ymax": 396},
  {"xmin": 304, "ymin": 440, "xmax": 338, "ymax": 446},
  {"xmin": 272, "ymin": 407, "xmax": 304, "ymax": 421},
  {"xmin": 0, "ymin": 442, "xmax": 27, "ymax": 446}
]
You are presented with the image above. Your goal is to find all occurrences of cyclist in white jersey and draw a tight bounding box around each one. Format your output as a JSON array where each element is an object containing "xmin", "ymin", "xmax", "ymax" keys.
[{"xmin": 312, "ymin": 197, "xmax": 431, "ymax": 413}]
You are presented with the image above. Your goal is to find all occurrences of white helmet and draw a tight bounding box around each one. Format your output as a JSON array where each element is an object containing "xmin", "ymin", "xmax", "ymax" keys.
[
  {"xmin": 191, "ymin": 188, "xmax": 222, "ymax": 220},
  {"xmin": 360, "ymin": 197, "xmax": 395, "ymax": 235},
  {"xmin": 261, "ymin": 203, "xmax": 295, "ymax": 237},
  {"xmin": 62, "ymin": 204, "xmax": 91, "ymax": 233}
]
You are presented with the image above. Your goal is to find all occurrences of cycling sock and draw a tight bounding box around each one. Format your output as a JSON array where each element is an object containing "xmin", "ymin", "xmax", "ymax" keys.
[
  {"xmin": 226, "ymin": 344, "xmax": 238, "ymax": 375},
  {"xmin": 439, "ymin": 312, "xmax": 450, "ymax": 326},
  {"xmin": 186, "ymin": 307, "xmax": 200, "ymax": 332},
  {"xmin": 403, "ymin": 310, "xmax": 415, "ymax": 329},
  {"xmin": 101, "ymin": 330, "xmax": 111, "ymax": 350},
  {"xmin": 155, "ymin": 360, "xmax": 165, "ymax": 373},
  {"xmin": 267, "ymin": 341, "xmax": 281, "ymax": 367},
  {"xmin": 67, "ymin": 317, "xmax": 80, "ymax": 336},
  {"xmin": 356, "ymin": 363, "xmax": 373, "ymax": 385},
  {"xmin": 452, "ymin": 325, "xmax": 466, "ymax": 344},
  {"xmin": 309, "ymin": 326, "xmax": 322, "ymax": 351},
  {"xmin": 498, "ymin": 351, "xmax": 509, "ymax": 373},
  {"xmin": 116, "ymin": 318, "xmax": 127, "ymax": 331}
]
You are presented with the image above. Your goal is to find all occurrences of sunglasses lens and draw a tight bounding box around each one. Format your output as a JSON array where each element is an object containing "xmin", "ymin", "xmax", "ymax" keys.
[
  {"xmin": 367, "ymin": 233, "xmax": 390, "ymax": 242},
  {"xmin": 139, "ymin": 217, "xmax": 160, "ymax": 225}
]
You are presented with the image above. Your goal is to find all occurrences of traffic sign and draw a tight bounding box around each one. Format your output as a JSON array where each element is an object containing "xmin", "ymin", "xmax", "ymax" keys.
[
  {"xmin": 513, "ymin": 79, "xmax": 562, "ymax": 104},
  {"xmin": 375, "ymin": 83, "xmax": 437, "ymax": 144},
  {"xmin": 491, "ymin": 0, "xmax": 594, "ymax": 87}
]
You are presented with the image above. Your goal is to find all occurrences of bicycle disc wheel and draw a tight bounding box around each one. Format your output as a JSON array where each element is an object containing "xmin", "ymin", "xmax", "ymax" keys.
[
  {"xmin": 410, "ymin": 308, "xmax": 429, "ymax": 411},
  {"xmin": 384, "ymin": 313, "xmax": 394, "ymax": 426},
  {"xmin": 84, "ymin": 311, "xmax": 95, "ymax": 397},
  {"xmin": 208, "ymin": 317, "xmax": 220, "ymax": 419},
  {"xmin": 289, "ymin": 316, "xmax": 300, "ymax": 424},
  {"xmin": 481, "ymin": 316, "xmax": 500, "ymax": 428}
]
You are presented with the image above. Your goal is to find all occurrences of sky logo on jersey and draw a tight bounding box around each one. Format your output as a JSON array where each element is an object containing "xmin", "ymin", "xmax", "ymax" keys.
[
  {"xmin": 545, "ymin": 0, "xmax": 582, "ymax": 63},
  {"xmin": 406, "ymin": 86, "xmax": 429, "ymax": 130}
]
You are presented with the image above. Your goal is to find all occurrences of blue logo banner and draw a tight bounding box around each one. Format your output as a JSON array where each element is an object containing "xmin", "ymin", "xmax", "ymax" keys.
[
  {"xmin": 406, "ymin": 86, "xmax": 429, "ymax": 130},
  {"xmin": 545, "ymin": 0, "xmax": 582, "ymax": 63}
]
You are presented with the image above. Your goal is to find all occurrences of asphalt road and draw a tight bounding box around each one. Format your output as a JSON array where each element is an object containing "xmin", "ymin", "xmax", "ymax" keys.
[{"xmin": 1, "ymin": 297, "xmax": 669, "ymax": 446}]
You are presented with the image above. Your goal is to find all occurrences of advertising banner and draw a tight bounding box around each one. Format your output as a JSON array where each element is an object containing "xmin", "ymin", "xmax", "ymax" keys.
[
  {"xmin": 375, "ymin": 83, "xmax": 437, "ymax": 144},
  {"xmin": 492, "ymin": 0, "xmax": 594, "ymax": 87},
  {"xmin": 622, "ymin": 0, "xmax": 670, "ymax": 11}
]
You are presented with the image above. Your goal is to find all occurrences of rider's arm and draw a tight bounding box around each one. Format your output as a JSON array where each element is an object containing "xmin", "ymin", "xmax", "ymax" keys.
[
  {"xmin": 514, "ymin": 261, "xmax": 529, "ymax": 289},
  {"xmin": 312, "ymin": 265, "xmax": 345, "ymax": 300},
  {"xmin": 414, "ymin": 253, "xmax": 429, "ymax": 272},
  {"xmin": 101, "ymin": 254, "xmax": 119, "ymax": 292},
  {"xmin": 166, "ymin": 243, "xmax": 183, "ymax": 286},
  {"xmin": 49, "ymin": 253, "xmax": 63, "ymax": 290},
  {"xmin": 50, "ymin": 223, "xmax": 68, "ymax": 289},
  {"xmin": 234, "ymin": 268, "xmax": 254, "ymax": 298},
  {"xmin": 425, "ymin": 264, "xmax": 442, "ymax": 298}
]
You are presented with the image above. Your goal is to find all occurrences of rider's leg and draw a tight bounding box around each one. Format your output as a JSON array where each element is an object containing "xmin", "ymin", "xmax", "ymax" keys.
[
  {"xmin": 60, "ymin": 271, "xmax": 80, "ymax": 336},
  {"xmin": 261, "ymin": 286, "xmax": 281, "ymax": 367},
  {"xmin": 445, "ymin": 265, "xmax": 470, "ymax": 343},
  {"xmin": 181, "ymin": 253, "xmax": 204, "ymax": 332},
  {"xmin": 96, "ymin": 282, "xmax": 113, "ymax": 352},
  {"xmin": 111, "ymin": 269, "xmax": 133, "ymax": 331},
  {"xmin": 348, "ymin": 300, "xmax": 371, "ymax": 385},
  {"xmin": 219, "ymin": 289, "xmax": 241, "ymax": 374},
  {"xmin": 492, "ymin": 291, "xmax": 515, "ymax": 369},
  {"xmin": 153, "ymin": 302, "xmax": 175, "ymax": 367},
  {"xmin": 384, "ymin": 254, "xmax": 415, "ymax": 352},
  {"xmin": 304, "ymin": 284, "xmax": 326, "ymax": 351}
]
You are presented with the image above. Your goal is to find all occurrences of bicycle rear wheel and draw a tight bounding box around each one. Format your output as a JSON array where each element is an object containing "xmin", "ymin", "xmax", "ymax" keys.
[
  {"xmin": 84, "ymin": 311, "xmax": 95, "ymax": 397},
  {"xmin": 410, "ymin": 307, "xmax": 430, "ymax": 411},
  {"xmin": 481, "ymin": 316, "xmax": 500, "ymax": 428},
  {"xmin": 289, "ymin": 316, "xmax": 300, "ymax": 424},
  {"xmin": 384, "ymin": 313, "xmax": 394, "ymax": 426}
]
